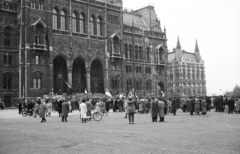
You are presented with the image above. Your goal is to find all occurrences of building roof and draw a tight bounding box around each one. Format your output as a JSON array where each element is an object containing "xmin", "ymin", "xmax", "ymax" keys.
[
  {"xmin": 123, "ymin": 12, "xmax": 148, "ymax": 30},
  {"xmin": 168, "ymin": 50, "xmax": 201, "ymax": 63}
]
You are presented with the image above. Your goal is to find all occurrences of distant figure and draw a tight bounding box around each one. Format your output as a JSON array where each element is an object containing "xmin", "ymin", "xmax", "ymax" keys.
[
  {"xmin": 80, "ymin": 101, "xmax": 87, "ymax": 123},
  {"xmin": 194, "ymin": 98, "xmax": 201, "ymax": 115},
  {"xmin": 201, "ymin": 97, "xmax": 207, "ymax": 115},
  {"xmin": 39, "ymin": 100, "xmax": 47, "ymax": 123},
  {"xmin": 127, "ymin": 97, "xmax": 136, "ymax": 124}
]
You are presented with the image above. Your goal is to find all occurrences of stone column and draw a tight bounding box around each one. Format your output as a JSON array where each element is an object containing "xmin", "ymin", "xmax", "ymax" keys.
[
  {"xmin": 67, "ymin": 67, "xmax": 72, "ymax": 86},
  {"xmin": 86, "ymin": 68, "xmax": 91, "ymax": 92}
]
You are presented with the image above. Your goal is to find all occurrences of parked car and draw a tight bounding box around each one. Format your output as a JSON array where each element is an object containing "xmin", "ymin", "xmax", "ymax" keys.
[{"xmin": 0, "ymin": 99, "xmax": 5, "ymax": 109}]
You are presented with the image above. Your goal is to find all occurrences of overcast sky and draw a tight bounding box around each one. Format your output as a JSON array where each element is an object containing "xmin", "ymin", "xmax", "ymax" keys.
[{"xmin": 123, "ymin": 0, "xmax": 240, "ymax": 95}]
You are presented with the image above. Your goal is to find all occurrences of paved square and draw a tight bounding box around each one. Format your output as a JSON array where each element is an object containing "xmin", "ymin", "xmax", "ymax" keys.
[{"xmin": 0, "ymin": 109, "xmax": 240, "ymax": 154}]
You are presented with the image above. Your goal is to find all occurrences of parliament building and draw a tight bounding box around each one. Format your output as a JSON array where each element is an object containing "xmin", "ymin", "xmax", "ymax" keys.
[
  {"xmin": 0, "ymin": 0, "xmax": 168, "ymax": 107},
  {"xmin": 167, "ymin": 37, "xmax": 207, "ymax": 96}
]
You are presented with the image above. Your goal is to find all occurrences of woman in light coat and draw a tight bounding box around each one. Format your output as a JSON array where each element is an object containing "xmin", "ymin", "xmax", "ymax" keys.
[
  {"xmin": 46, "ymin": 101, "xmax": 53, "ymax": 117},
  {"xmin": 79, "ymin": 101, "xmax": 87, "ymax": 123}
]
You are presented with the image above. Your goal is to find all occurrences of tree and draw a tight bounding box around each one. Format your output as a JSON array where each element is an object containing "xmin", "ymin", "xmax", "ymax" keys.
[
  {"xmin": 224, "ymin": 91, "xmax": 233, "ymax": 96},
  {"xmin": 232, "ymin": 84, "xmax": 240, "ymax": 97}
]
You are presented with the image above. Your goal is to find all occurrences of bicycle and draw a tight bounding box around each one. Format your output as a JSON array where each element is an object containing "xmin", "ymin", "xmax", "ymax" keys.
[{"xmin": 92, "ymin": 111, "xmax": 103, "ymax": 121}]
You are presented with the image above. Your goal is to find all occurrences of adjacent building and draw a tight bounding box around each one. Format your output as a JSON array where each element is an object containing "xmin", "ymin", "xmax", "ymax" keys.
[
  {"xmin": 0, "ymin": 0, "xmax": 168, "ymax": 107},
  {"xmin": 167, "ymin": 37, "xmax": 207, "ymax": 96}
]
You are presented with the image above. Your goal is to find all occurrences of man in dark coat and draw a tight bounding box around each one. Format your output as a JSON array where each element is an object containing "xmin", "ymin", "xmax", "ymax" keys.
[
  {"xmin": 206, "ymin": 96, "xmax": 211, "ymax": 111},
  {"xmin": 171, "ymin": 98, "xmax": 177, "ymax": 115},
  {"xmin": 151, "ymin": 98, "xmax": 158, "ymax": 122},
  {"xmin": 58, "ymin": 98, "xmax": 63, "ymax": 117},
  {"xmin": 18, "ymin": 100, "xmax": 22, "ymax": 114},
  {"xmin": 218, "ymin": 96, "xmax": 224, "ymax": 112},
  {"xmin": 113, "ymin": 98, "xmax": 119, "ymax": 112},
  {"xmin": 61, "ymin": 100, "xmax": 69, "ymax": 122},
  {"xmin": 106, "ymin": 98, "xmax": 111, "ymax": 113},
  {"xmin": 163, "ymin": 98, "xmax": 167, "ymax": 115},
  {"xmin": 189, "ymin": 97, "xmax": 194, "ymax": 115},
  {"xmin": 119, "ymin": 98, "xmax": 124, "ymax": 112},
  {"xmin": 228, "ymin": 97, "xmax": 235, "ymax": 114}
]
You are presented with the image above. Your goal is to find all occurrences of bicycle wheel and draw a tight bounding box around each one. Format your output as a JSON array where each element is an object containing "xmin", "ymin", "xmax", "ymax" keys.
[
  {"xmin": 93, "ymin": 112, "xmax": 102, "ymax": 121},
  {"xmin": 22, "ymin": 111, "xmax": 27, "ymax": 117}
]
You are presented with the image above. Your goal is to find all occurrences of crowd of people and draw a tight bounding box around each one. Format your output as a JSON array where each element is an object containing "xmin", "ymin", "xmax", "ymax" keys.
[{"xmin": 16, "ymin": 95, "xmax": 240, "ymax": 124}]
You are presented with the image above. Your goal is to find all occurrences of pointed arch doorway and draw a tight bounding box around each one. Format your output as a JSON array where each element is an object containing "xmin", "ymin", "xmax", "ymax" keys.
[
  {"xmin": 72, "ymin": 58, "xmax": 86, "ymax": 93},
  {"xmin": 53, "ymin": 56, "xmax": 68, "ymax": 95},
  {"xmin": 91, "ymin": 60, "xmax": 104, "ymax": 93}
]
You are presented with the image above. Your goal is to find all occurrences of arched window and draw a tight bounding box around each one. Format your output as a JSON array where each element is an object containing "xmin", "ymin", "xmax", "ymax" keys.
[
  {"xmin": 97, "ymin": 17, "xmax": 102, "ymax": 36},
  {"xmin": 126, "ymin": 78, "xmax": 132, "ymax": 91},
  {"xmin": 139, "ymin": 46, "xmax": 142, "ymax": 60},
  {"xmin": 79, "ymin": 13, "xmax": 85, "ymax": 33},
  {"xmin": 159, "ymin": 48, "xmax": 163, "ymax": 61},
  {"xmin": 183, "ymin": 69, "xmax": 186, "ymax": 79},
  {"xmin": 3, "ymin": 73, "xmax": 12, "ymax": 89},
  {"xmin": 125, "ymin": 44, "xmax": 128, "ymax": 59},
  {"xmin": 188, "ymin": 69, "xmax": 190, "ymax": 79},
  {"xmin": 52, "ymin": 8, "xmax": 58, "ymax": 29},
  {"xmin": 111, "ymin": 76, "xmax": 119, "ymax": 90},
  {"xmin": 136, "ymin": 79, "xmax": 142, "ymax": 90},
  {"xmin": 135, "ymin": 45, "xmax": 138, "ymax": 59},
  {"xmin": 4, "ymin": 27, "xmax": 11, "ymax": 47},
  {"xmin": 35, "ymin": 24, "xmax": 44, "ymax": 44},
  {"xmin": 31, "ymin": 0, "xmax": 36, "ymax": 9},
  {"xmin": 113, "ymin": 37, "xmax": 119, "ymax": 53},
  {"xmin": 146, "ymin": 79, "xmax": 151, "ymax": 91},
  {"xmin": 39, "ymin": 0, "xmax": 43, "ymax": 10},
  {"xmin": 90, "ymin": 16, "xmax": 94, "ymax": 35},
  {"xmin": 146, "ymin": 47, "xmax": 150, "ymax": 61},
  {"xmin": 72, "ymin": 12, "xmax": 77, "ymax": 32},
  {"xmin": 129, "ymin": 45, "xmax": 133, "ymax": 59},
  {"xmin": 192, "ymin": 70, "xmax": 195, "ymax": 80},
  {"xmin": 61, "ymin": 10, "xmax": 66, "ymax": 30},
  {"xmin": 33, "ymin": 72, "xmax": 42, "ymax": 89}
]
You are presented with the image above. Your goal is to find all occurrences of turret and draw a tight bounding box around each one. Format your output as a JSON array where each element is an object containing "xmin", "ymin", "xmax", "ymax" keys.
[
  {"xmin": 195, "ymin": 39, "xmax": 201, "ymax": 61},
  {"xmin": 176, "ymin": 36, "xmax": 181, "ymax": 49},
  {"xmin": 175, "ymin": 36, "xmax": 182, "ymax": 60}
]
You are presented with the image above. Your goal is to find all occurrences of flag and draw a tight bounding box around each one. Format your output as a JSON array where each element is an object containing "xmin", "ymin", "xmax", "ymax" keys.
[
  {"xmin": 161, "ymin": 91, "xmax": 165, "ymax": 97},
  {"xmin": 127, "ymin": 89, "xmax": 134, "ymax": 99},
  {"xmin": 45, "ymin": 27, "xmax": 50, "ymax": 57},
  {"xmin": 105, "ymin": 89, "xmax": 112, "ymax": 98},
  {"xmin": 64, "ymin": 80, "xmax": 72, "ymax": 88}
]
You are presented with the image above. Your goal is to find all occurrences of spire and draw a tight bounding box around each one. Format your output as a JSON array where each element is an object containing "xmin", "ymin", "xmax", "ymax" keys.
[
  {"xmin": 164, "ymin": 26, "xmax": 166, "ymax": 33},
  {"xmin": 195, "ymin": 39, "xmax": 199, "ymax": 52},
  {"xmin": 176, "ymin": 36, "xmax": 181, "ymax": 49}
]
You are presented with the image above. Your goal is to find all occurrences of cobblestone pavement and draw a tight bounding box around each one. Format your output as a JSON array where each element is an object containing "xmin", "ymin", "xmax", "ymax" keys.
[{"xmin": 0, "ymin": 109, "xmax": 240, "ymax": 154}]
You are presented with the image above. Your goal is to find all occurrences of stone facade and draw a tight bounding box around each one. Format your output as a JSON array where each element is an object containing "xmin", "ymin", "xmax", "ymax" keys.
[
  {"xmin": 0, "ymin": 0, "xmax": 167, "ymax": 107},
  {"xmin": 167, "ymin": 37, "xmax": 207, "ymax": 97}
]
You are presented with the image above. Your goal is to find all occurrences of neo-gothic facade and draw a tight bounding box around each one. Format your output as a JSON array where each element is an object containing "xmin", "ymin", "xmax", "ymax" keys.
[
  {"xmin": 0, "ymin": 0, "xmax": 167, "ymax": 107},
  {"xmin": 167, "ymin": 37, "xmax": 207, "ymax": 96}
]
